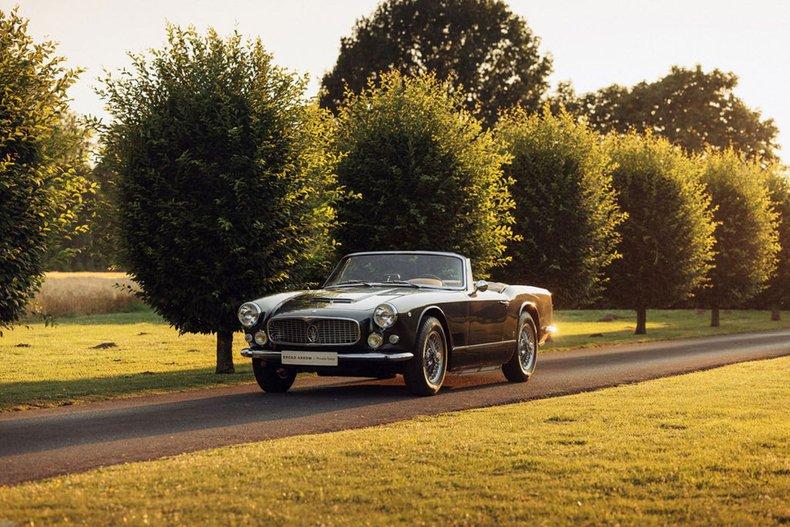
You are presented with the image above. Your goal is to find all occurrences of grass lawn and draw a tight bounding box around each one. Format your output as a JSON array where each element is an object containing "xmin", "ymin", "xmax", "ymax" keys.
[
  {"xmin": 0, "ymin": 311, "xmax": 251, "ymax": 412},
  {"xmin": 0, "ymin": 308, "xmax": 787, "ymax": 412},
  {"xmin": 1, "ymin": 357, "xmax": 787, "ymax": 526},
  {"xmin": 545, "ymin": 308, "xmax": 790, "ymax": 350}
]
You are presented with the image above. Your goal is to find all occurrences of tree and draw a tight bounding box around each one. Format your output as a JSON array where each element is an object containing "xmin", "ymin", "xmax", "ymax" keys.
[
  {"xmin": 556, "ymin": 66, "xmax": 779, "ymax": 162},
  {"xmin": 334, "ymin": 71, "xmax": 514, "ymax": 277},
  {"xmin": 605, "ymin": 133, "xmax": 715, "ymax": 334},
  {"xmin": 494, "ymin": 108, "xmax": 625, "ymax": 307},
  {"xmin": 759, "ymin": 167, "xmax": 790, "ymax": 320},
  {"xmin": 697, "ymin": 151, "xmax": 779, "ymax": 326},
  {"xmin": 320, "ymin": 0, "xmax": 552, "ymax": 127},
  {"xmin": 45, "ymin": 115, "xmax": 111, "ymax": 271},
  {"xmin": 100, "ymin": 26, "xmax": 341, "ymax": 372},
  {"xmin": 0, "ymin": 9, "xmax": 90, "ymax": 330}
]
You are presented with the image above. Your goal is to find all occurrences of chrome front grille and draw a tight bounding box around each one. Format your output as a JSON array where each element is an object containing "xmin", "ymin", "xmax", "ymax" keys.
[{"xmin": 268, "ymin": 317, "xmax": 360, "ymax": 346}]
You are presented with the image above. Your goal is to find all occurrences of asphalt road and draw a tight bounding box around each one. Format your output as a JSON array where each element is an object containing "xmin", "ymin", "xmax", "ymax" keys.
[{"xmin": 1, "ymin": 329, "xmax": 788, "ymax": 486}]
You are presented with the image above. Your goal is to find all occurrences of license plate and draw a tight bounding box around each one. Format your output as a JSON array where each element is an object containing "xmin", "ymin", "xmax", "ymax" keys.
[{"xmin": 281, "ymin": 350, "xmax": 338, "ymax": 367}]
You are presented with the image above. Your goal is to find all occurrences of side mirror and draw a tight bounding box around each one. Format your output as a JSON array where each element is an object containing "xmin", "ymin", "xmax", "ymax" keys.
[{"xmin": 473, "ymin": 280, "xmax": 488, "ymax": 293}]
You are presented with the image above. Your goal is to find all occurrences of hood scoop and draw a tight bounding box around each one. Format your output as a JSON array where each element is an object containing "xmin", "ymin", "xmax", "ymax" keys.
[{"xmin": 312, "ymin": 297, "xmax": 354, "ymax": 304}]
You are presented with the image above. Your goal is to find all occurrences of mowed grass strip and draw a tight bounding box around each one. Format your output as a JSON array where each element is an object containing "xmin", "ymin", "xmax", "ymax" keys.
[
  {"xmin": 0, "ymin": 312, "xmax": 250, "ymax": 411},
  {"xmin": 545, "ymin": 308, "xmax": 789, "ymax": 350},
  {"xmin": 1, "ymin": 308, "xmax": 787, "ymax": 412},
  {"xmin": 1, "ymin": 358, "xmax": 787, "ymax": 526}
]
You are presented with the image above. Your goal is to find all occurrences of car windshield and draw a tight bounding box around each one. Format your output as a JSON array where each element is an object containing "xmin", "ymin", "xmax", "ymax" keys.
[{"xmin": 325, "ymin": 254, "xmax": 465, "ymax": 290}]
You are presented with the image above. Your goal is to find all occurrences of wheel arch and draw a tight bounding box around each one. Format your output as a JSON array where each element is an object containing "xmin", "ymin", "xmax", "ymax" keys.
[
  {"xmin": 417, "ymin": 305, "xmax": 452, "ymax": 364},
  {"xmin": 519, "ymin": 301, "xmax": 541, "ymax": 339}
]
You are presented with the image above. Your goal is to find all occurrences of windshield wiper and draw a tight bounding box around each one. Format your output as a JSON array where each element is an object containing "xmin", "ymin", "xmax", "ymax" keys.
[
  {"xmin": 326, "ymin": 280, "xmax": 375, "ymax": 288},
  {"xmin": 373, "ymin": 280, "xmax": 424, "ymax": 288}
]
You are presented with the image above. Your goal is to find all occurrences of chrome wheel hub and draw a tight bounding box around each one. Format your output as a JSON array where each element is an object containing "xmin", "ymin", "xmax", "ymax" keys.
[
  {"xmin": 423, "ymin": 331, "xmax": 445, "ymax": 385},
  {"xmin": 518, "ymin": 324, "xmax": 536, "ymax": 373}
]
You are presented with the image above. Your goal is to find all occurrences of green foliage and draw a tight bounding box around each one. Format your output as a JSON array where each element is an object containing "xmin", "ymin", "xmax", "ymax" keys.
[
  {"xmin": 495, "ymin": 109, "xmax": 625, "ymax": 307},
  {"xmin": 100, "ymin": 26, "xmax": 341, "ymax": 344},
  {"xmin": 605, "ymin": 133, "xmax": 716, "ymax": 314},
  {"xmin": 333, "ymin": 72, "xmax": 514, "ymax": 277},
  {"xmin": 0, "ymin": 9, "xmax": 90, "ymax": 329},
  {"xmin": 320, "ymin": 0, "xmax": 552, "ymax": 127},
  {"xmin": 697, "ymin": 151, "xmax": 779, "ymax": 309},
  {"xmin": 44, "ymin": 115, "xmax": 111, "ymax": 271},
  {"xmin": 556, "ymin": 66, "xmax": 779, "ymax": 162},
  {"xmin": 761, "ymin": 168, "xmax": 790, "ymax": 310}
]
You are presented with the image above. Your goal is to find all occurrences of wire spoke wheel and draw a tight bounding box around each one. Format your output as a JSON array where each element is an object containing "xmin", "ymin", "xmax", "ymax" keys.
[
  {"xmin": 517, "ymin": 321, "xmax": 536, "ymax": 373},
  {"xmin": 423, "ymin": 330, "xmax": 445, "ymax": 386}
]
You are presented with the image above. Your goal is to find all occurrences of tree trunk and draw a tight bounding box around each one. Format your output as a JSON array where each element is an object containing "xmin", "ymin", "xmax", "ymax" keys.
[
  {"xmin": 771, "ymin": 308, "xmax": 781, "ymax": 321},
  {"xmin": 710, "ymin": 306, "xmax": 720, "ymax": 327},
  {"xmin": 635, "ymin": 306, "xmax": 647, "ymax": 335},
  {"xmin": 216, "ymin": 331, "xmax": 235, "ymax": 374}
]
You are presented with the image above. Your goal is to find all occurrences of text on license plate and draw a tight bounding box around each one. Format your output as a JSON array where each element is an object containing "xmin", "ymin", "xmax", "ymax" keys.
[{"xmin": 281, "ymin": 350, "xmax": 338, "ymax": 366}]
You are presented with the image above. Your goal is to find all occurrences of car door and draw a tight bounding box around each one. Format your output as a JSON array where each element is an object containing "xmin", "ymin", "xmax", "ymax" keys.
[{"xmin": 464, "ymin": 286, "xmax": 510, "ymax": 366}]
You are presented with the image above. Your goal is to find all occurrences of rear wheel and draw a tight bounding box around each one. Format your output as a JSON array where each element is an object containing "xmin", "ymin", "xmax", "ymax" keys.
[
  {"xmin": 252, "ymin": 359, "xmax": 296, "ymax": 393},
  {"xmin": 403, "ymin": 317, "xmax": 447, "ymax": 396},
  {"xmin": 503, "ymin": 312, "xmax": 538, "ymax": 382}
]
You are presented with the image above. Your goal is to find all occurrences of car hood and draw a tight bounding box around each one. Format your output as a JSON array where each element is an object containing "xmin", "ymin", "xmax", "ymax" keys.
[{"xmin": 273, "ymin": 286, "xmax": 423, "ymax": 314}]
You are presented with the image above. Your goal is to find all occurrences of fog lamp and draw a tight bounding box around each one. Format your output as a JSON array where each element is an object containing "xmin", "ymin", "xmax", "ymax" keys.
[
  {"xmin": 367, "ymin": 332, "xmax": 383, "ymax": 349},
  {"xmin": 254, "ymin": 330, "xmax": 268, "ymax": 346},
  {"xmin": 244, "ymin": 333, "xmax": 253, "ymax": 343},
  {"xmin": 388, "ymin": 334, "xmax": 400, "ymax": 344}
]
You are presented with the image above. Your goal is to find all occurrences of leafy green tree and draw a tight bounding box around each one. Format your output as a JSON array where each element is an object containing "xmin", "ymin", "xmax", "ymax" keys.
[
  {"xmin": 334, "ymin": 71, "xmax": 514, "ymax": 277},
  {"xmin": 697, "ymin": 151, "xmax": 779, "ymax": 326},
  {"xmin": 100, "ymin": 26, "xmax": 341, "ymax": 372},
  {"xmin": 605, "ymin": 133, "xmax": 715, "ymax": 334},
  {"xmin": 760, "ymin": 168, "xmax": 790, "ymax": 320},
  {"xmin": 494, "ymin": 108, "xmax": 625, "ymax": 307},
  {"xmin": 556, "ymin": 66, "xmax": 779, "ymax": 162},
  {"xmin": 321, "ymin": 0, "xmax": 552, "ymax": 127},
  {"xmin": 44, "ymin": 114, "xmax": 109, "ymax": 271},
  {"xmin": 0, "ymin": 9, "xmax": 90, "ymax": 330}
]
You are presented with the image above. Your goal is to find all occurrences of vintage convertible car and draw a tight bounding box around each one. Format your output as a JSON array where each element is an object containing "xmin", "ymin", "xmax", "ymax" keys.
[{"xmin": 239, "ymin": 251, "xmax": 554, "ymax": 396}]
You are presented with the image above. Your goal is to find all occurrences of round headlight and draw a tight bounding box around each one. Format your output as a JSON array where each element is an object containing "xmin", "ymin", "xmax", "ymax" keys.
[
  {"xmin": 373, "ymin": 303, "xmax": 397, "ymax": 329},
  {"xmin": 367, "ymin": 332, "xmax": 384, "ymax": 348},
  {"xmin": 254, "ymin": 330, "xmax": 268, "ymax": 346},
  {"xmin": 238, "ymin": 302, "xmax": 262, "ymax": 328}
]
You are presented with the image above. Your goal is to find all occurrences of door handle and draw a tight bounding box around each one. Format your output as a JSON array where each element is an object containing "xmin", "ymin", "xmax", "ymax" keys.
[{"xmin": 498, "ymin": 300, "xmax": 509, "ymax": 305}]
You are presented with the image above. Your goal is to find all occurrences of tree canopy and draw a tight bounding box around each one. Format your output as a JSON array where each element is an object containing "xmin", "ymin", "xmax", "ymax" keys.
[
  {"xmin": 494, "ymin": 109, "xmax": 625, "ymax": 307},
  {"xmin": 333, "ymin": 71, "xmax": 514, "ymax": 277},
  {"xmin": 760, "ymin": 168, "xmax": 790, "ymax": 317},
  {"xmin": 605, "ymin": 133, "xmax": 716, "ymax": 334},
  {"xmin": 0, "ymin": 9, "xmax": 91, "ymax": 330},
  {"xmin": 555, "ymin": 66, "xmax": 779, "ymax": 162},
  {"xmin": 320, "ymin": 0, "xmax": 552, "ymax": 127},
  {"xmin": 100, "ymin": 26, "xmax": 341, "ymax": 372},
  {"xmin": 697, "ymin": 151, "xmax": 779, "ymax": 325}
]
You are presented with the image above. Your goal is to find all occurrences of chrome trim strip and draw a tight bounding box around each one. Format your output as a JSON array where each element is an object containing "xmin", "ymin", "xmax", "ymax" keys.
[
  {"xmin": 452, "ymin": 339, "xmax": 517, "ymax": 351},
  {"xmin": 241, "ymin": 349, "xmax": 413, "ymax": 362},
  {"xmin": 267, "ymin": 315, "xmax": 361, "ymax": 346}
]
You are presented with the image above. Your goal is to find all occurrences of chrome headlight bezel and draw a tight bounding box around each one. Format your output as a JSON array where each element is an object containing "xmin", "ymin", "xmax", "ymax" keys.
[
  {"xmin": 373, "ymin": 303, "xmax": 398, "ymax": 329},
  {"xmin": 238, "ymin": 302, "xmax": 262, "ymax": 328}
]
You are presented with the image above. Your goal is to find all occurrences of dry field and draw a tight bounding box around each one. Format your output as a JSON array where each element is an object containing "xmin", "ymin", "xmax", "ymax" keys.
[{"xmin": 27, "ymin": 272, "xmax": 144, "ymax": 318}]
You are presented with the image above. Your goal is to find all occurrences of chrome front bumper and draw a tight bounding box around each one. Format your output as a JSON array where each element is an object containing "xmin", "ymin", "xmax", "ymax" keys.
[{"xmin": 240, "ymin": 349, "xmax": 414, "ymax": 362}]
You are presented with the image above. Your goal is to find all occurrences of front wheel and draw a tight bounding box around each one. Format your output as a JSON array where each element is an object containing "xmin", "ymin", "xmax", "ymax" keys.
[
  {"xmin": 503, "ymin": 312, "xmax": 538, "ymax": 382},
  {"xmin": 403, "ymin": 317, "xmax": 448, "ymax": 396},
  {"xmin": 252, "ymin": 359, "xmax": 297, "ymax": 393}
]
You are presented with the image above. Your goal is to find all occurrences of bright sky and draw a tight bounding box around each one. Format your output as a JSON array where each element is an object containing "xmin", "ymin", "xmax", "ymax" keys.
[{"xmin": 6, "ymin": 0, "xmax": 790, "ymax": 161}]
